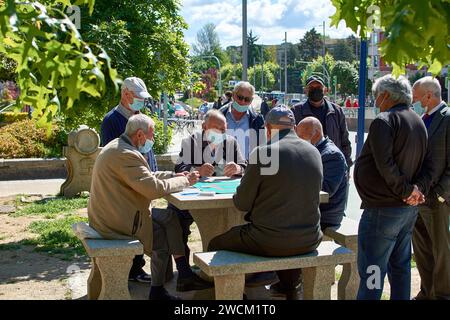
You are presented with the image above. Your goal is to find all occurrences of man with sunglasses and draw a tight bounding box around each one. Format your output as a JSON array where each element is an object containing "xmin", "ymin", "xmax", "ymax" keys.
[{"xmin": 219, "ymin": 81, "xmax": 265, "ymax": 160}]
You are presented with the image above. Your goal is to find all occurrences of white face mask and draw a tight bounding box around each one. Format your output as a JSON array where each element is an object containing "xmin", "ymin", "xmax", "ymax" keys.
[{"xmin": 206, "ymin": 130, "xmax": 225, "ymax": 145}]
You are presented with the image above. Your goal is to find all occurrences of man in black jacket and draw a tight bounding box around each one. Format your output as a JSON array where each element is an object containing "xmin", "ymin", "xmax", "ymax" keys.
[
  {"xmin": 169, "ymin": 110, "xmax": 246, "ymax": 291},
  {"xmin": 292, "ymin": 76, "xmax": 352, "ymax": 168},
  {"xmin": 354, "ymin": 74, "xmax": 428, "ymax": 300},
  {"xmin": 410, "ymin": 77, "xmax": 450, "ymax": 300},
  {"xmin": 208, "ymin": 106, "xmax": 323, "ymax": 300},
  {"xmin": 219, "ymin": 81, "xmax": 265, "ymax": 160}
]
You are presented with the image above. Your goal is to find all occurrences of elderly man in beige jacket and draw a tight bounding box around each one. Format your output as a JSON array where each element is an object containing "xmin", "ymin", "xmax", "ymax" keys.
[{"xmin": 88, "ymin": 114, "xmax": 201, "ymax": 300}]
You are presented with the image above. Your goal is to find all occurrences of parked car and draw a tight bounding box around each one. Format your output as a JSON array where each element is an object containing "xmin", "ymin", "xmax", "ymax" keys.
[{"xmin": 174, "ymin": 104, "xmax": 189, "ymax": 118}]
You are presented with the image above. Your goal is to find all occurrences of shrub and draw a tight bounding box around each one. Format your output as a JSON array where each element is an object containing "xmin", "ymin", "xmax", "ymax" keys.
[
  {"xmin": 0, "ymin": 112, "xmax": 29, "ymax": 123},
  {"xmin": 184, "ymin": 97, "xmax": 204, "ymax": 110},
  {"xmin": 0, "ymin": 120, "xmax": 66, "ymax": 158},
  {"xmin": 150, "ymin": 114, "xmax": 173, "ymax": 155}
]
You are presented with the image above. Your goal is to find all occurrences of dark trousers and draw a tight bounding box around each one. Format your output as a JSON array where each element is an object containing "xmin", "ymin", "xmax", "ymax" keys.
[
  {"xmin": 412, "ymin": 202, "xmax": 450, "ymax": 300},
  {"xmin": 129, "ymin": 255, "xmax": 146, "ymax": 277},
  {"xmin": 168, "ymin": 204, "xmax": 194, "ymax": 259},
  {"xmin": 208, "ymin": 223, "xmax": 319, "ymax": 291}
]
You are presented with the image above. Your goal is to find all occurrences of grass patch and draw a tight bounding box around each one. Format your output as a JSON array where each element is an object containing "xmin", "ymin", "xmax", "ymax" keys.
[
  {"xmin": 0, "ymin": 243, "xmax": 22, "ymax": 251},
  {"xmin": 23, "ymin": 215, "xmax": 88, "ymax": 260},
  {"xmin": 411, "ymin": 255, "xmax": 417, "ymax": 269},
  {"xmin": 12, "ymin": 196, "xmax": 88, "ymax": 218}
]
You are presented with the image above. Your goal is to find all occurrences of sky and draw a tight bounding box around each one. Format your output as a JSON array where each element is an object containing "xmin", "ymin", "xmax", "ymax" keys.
[{"xmin": 180, "ymin": 0, "xmax": 356, "ymax": 50}]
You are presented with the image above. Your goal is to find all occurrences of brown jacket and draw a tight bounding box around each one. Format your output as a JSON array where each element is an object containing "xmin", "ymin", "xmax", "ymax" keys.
[{"xmin": 88, "ymin": 135, "xmax": 189, "ymax": 255}]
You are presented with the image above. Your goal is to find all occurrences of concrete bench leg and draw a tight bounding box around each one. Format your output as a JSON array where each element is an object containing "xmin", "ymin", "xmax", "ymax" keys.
[
  {"xmin": 87, "ymin": 258, "xmax": 102, "ymax": 300},
  {"xmin": 95, "ymin": 255, "xmax": 134, "ymax": 300},
  {"xmin": 214, "ymin": 274, "xmax": 245, "ymax": 300},
  {"xmin": 338, "ymin": 241, "xmax": 359, "ymax": 300},
  {"xmin": 303, "ymin": 265, "xmax": 334, "ymax": 300},
  {"xmin": 338, "ymin": 261, "xmax": 359, "ymax": 300}
]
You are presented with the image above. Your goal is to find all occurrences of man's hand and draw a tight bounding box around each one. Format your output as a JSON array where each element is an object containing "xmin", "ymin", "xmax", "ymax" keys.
[
  {"xmin": 186, "ymin": 171, "xmax": 200, "ymax": 186},
  {"xmin": 223, "ymin": 162, "xmax": 241, "ymax": 177},
  {"xmin": 198, "ymin": 163, "xmax": 215, "ymax": 177},
  {"xmin": 403, "ymin": 185, "xmax": 425, "ymax": 206}
]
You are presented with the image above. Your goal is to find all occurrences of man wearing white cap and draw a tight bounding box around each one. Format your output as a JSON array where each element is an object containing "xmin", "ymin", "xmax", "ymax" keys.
[{"xmin": 100, "ymin": 76, "xmax": 158, "ymax": 283}]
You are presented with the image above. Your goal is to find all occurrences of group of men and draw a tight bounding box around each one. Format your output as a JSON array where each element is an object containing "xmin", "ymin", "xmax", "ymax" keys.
[{"xmin": 87, "ymin": 72, "xmax": 448, "ymax": 300}]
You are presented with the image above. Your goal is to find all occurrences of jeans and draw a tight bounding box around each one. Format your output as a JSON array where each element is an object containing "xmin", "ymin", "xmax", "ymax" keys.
[{"xmin": 357, "ymin": 206, "xmax": 418, "ymax": 300}]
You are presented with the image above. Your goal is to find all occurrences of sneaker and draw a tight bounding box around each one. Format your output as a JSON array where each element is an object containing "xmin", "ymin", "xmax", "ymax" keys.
[
  {"xmin": 270, "ymin": 281, "xmax": 302, "ymax": 298},
  {"xmin": 245, "ymin": 271, "xmax": 278, "ymax": 288},
  {"xmin": 129, "ymin": 272, "xmax": 152, "ymax": 283},
  {"xmin": 176, "ymin": 273, "xmax": 214, "ymax": 292},
  {"xmin": 149, "ymin": 287, "xmax": 181, "ymax": 300}
]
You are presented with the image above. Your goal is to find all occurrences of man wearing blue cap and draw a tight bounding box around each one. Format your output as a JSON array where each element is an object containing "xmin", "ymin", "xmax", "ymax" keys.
[
  {"xmin": 292, "ymin": 76, "xmax": 352, "ymax": 169},
  {"xmin": 100, "ymin": 77, "xmax": 159, "ymax": 283},
  {"xmin": 208, "ymin": 106, "xmax": 323, "ymax": 299}
]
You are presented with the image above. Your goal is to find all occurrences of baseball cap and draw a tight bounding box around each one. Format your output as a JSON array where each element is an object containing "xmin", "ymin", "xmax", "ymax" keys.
[
  {"xmin": 122, "ymin": 77, "xmax": 151, "ymax": 99},
  {"xmin": 305, "ymin": 75, "xmax": 325, "ymax": 87},
  {"xmin": 265, "ymin": 105, "xmax": 295, "ymax": 126}
]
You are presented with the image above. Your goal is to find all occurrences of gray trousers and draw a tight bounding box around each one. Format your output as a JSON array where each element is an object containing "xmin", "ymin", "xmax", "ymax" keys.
[
  {"xmin": 412, "ymin": 202, "xmax": 450, "ymax": 300},
  {"xmin": 151, "ymin": 208, "xmax": 186, "ymax": 286}
]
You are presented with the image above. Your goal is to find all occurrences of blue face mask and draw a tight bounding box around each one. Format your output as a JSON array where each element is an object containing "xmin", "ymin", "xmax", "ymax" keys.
[
  {"xmin": 138, "ymin": 139, "xmax": 154, "ymax": 154},
  {"xmin": 206, "ymin": 130, "xmax": 225, "ymax": 145},
  {"xmin": 412, "ymin": 101, "xmax": 424, "ymax": 116},
  {"xmin": 232, "ymin": 101, "xmax": 249, "ymax": 113},
  {"xmin": 130, "ymin": 98, "xmax": 145, "ymax": 111}
]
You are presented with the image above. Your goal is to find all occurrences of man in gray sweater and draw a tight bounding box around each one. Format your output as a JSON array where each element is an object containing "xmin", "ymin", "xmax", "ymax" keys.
[{"xmin": 208, "ymin": 106, "xmax": 323, "ymax": 300}]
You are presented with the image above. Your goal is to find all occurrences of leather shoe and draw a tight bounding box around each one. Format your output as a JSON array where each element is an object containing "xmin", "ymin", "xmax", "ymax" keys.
[
  {"xmin": 245, "ymin": 271, "xmax": 278, "ymax": 288},
  {"xmin": 176, "ymin": 273, "xmax": 214, "ymax": 292},
  {"xmin": 270, "ymin": 281, "xmax": 302, "ymax": 299},
  {"xmin": 149, "ymin": 287, "xmax": 181, "ymax": 300}
]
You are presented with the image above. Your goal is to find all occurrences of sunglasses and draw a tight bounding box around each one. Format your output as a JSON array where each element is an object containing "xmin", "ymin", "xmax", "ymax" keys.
[{"xmin": 236, "ymin": 94, "xmax": 252, "ymax": 103}]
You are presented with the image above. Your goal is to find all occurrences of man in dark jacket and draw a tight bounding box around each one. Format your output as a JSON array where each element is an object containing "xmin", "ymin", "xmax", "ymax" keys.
[
  {"xmin": 219, "ymin": 81, "xmax": 265, "ymax": 160},
  {"xmin": 296, "ymin": 117, "xmax": 348, "ymax": 230},
  {"xmin": 208, "ymin": 106, "xmax": 323, "ymax": 300},
  {"xmin": 354, "ymin": 74, "xmax": 428, "ymax": 300},
  {"xmin": 292, "ymin": 76, "xmax": 352, "ymax": 168},
  {"xmin": 169, "ymin": 110, "xmax": 246, "ymax": 291},
  {"xmin": 410, "ymin": 77, "xmax": 450, "ymax": 300}
]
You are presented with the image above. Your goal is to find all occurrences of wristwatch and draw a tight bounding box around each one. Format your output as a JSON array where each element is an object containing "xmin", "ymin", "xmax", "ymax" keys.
[{"xmin": 437, "ymin": 194, "xmax": 446, "ymax": 203}]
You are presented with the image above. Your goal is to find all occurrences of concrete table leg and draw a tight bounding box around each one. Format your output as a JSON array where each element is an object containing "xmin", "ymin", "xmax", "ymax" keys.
[
  {"xmin": 214, "ymin": 274, "xmax": 245, "ymax": 300},
  {"xmin": 338, "ymin": 241, "xmax": 359, "ymax": 300},
  {"xmin": 87, "ymin": 258, "xmax": 102, "ymax": 300},
  {"xmin": 190, "ymin": 208, "xmax": 245, "ymax": 251},
  {"xmin": 95, "ymin": 255, "xmax": 134, "ymax": 300},
  {"xmin": 303, "ymin": 265, "xmax": 334, "ymax": 300}
]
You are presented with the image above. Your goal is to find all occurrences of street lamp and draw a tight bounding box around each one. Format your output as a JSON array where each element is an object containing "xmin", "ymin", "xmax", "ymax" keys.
[{"xmin": 201, "ymin": 55, "xmax": 222, "ymax": 97}]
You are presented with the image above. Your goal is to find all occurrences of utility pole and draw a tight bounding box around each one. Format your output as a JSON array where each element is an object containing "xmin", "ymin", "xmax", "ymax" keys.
[
  {"xmin": 253, "ymin": 57, "xmax": 256, "ymax": 88},
  {"xmin": 261, "ymin": 44, "xmax": 264, "ymax": 92},
  {"xmin": 279, "ymin": 53, "xmax": 282, "ymax": 92},
  {"xmin": 242, "ymin": 0, "xmax": 248, "ymax": 81},
  {"xmin": 322, "ymin": 21, "xmax": 326, "ymax": 86},
  {"xmin": 284, "ymin": 32, "xmax": 287, "ymax": 105}
]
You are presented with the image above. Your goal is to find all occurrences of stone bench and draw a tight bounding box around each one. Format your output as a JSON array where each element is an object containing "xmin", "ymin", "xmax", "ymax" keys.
[
  {"xmin": 193, "ymin": 241, "xmax": 355, "ymax": 300},
  {"xmin": 323, "ymin": 217, "xmax": 359, "ymax": 300},
  {"xmin": 72, "ymin": 223, "xmax": 143, "ymax": 300}
]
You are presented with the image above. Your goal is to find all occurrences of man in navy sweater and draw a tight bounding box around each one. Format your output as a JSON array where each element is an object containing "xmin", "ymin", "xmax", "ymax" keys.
[
  {"xmin": 296, "ymin": 116, "xmax": 348, "ymax": 230},
  {"xmin": 100, "ymin": 77, "xmax": 158, "ymax": 283}
]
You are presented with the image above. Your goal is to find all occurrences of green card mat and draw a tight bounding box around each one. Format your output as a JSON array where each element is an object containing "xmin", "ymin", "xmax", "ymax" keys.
[{"xmin": 193, "ymin": 179, "xmax": 241, "ymax": 194}]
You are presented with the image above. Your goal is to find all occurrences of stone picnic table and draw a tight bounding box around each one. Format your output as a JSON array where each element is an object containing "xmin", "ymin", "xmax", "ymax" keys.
[{"xmin": 165, "ymin": 176, "xmax": 329, "ymax": 251}]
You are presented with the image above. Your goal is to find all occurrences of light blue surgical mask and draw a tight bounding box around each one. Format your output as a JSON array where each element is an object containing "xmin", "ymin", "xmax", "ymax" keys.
[
  {"xmin": 138, "ymin": 139, "xmax": 154, "ymax": 154},
  {"xmin": 232, "ymin": 101, "xmax": 249, "ymax": 113},
  {"xmin": 412, "ymin": 101, "xmax": 424, "ymax": 116},
  {"xmin": 206, "ymin": 130, "xmax": 225, "ymax": 145},
  {"xmin": 130, "ymin": 98, "xmax": 145, "ymax": 111}
]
